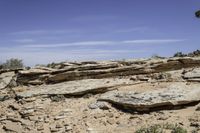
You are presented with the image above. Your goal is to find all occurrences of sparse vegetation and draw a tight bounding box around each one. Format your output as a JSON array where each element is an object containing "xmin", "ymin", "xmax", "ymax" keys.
[
  {"xmin": 135, "ymin": 124, "xmax": 163, "ymax": 133},
  {"xmin": 195, "ymin": 10, "xmax": 200, "ymax": 18},
  {"xmin": 47, "ymin": 62, "xmax": 57, "ymax": 68},
  {"xmin": 173, "ymin": 50, "xmax": 200, "ymax": 57},
  {"xmin": 135, "ymin": 123, "xmax": 187, "ymax": 133},
  {"xmin": 151, "ymin": 54, "xmax": 165, "ymax": 59},
  {"xmin": 35, "ymin": 64, "xmax": 46, "ymax": 67},
  {"xmin": 173, "ymin": 52, "xmax": 187, "ymax": 57},
  {"xmin": 0, "ymin": 58, "xmax": 24, "ymax": 70}
]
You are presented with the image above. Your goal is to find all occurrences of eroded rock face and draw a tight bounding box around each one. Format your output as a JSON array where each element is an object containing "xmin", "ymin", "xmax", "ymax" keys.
[
  {"xmin": 183, "ymin": 68, "xmax": 200, "ymax": 82},
  {"xmin": 1, "ymin": 57, "xmax": 200, "ymax": 132},
  {"xmin": 15, "ymin": 78, "xmax": 136, "ymax": 98},
  {"xmin": 99, "ymin": 83, "xmax": 200, "ymax": 112},
  {"xmin": 0, "ymin": 71, "xmax": 16, "ymax": 90},
  {"xmin": 16, "ymin": 68, "xmax": 54, "ymax": 85},
  {"xmin": 16, "ymin": 57, "xmax": 200, "ymax": 85}
]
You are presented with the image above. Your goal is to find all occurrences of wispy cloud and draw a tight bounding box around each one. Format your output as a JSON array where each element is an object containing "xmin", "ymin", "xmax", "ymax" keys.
[
  {"xmin": 70, "ymin": 15, "xmax": 117, "ymax": 22},
  {"xmin": 0, "ymin": 47, "xmax": 147, "ymax": 66},
  {"xmin": 22, "ymin": 41, "xmax": 115, "ymax": 48},
  {"xmin": 123, "ymin": 39, "xmax": 185, "ymax": 44},
  {"xmin": 14, "ymin": 39, "xmax": 35, "ymax": 43},
  {"xmin": 0, "ymin": 39, "xmax": 184, "ymax": 66},
  {"xmin": 10, "ymin": 30, "xmax": 80, "ymax": 35},
  {"xmin": 21, "ymin": 39, "xmax": 185, "ymax": 48},
  {"xmin": 115, "ymin": 27, "xmax": 148, "ymax": 33}
]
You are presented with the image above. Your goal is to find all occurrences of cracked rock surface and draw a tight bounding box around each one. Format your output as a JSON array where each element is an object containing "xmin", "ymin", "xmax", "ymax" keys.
[{"xmin": 1, "ymin": 57, "xmax": 200, "ymax": 132}]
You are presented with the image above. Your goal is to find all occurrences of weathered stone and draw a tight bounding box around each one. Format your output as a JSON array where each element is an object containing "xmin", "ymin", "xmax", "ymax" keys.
[
  {"xmin": 54, "ymin": 115, "xmax": 67, "ymax": 120},
  {"xmin": 50, "ymin": 127, "xmax": 60, "ymax": 132},
  {"xmin": 50, "ymin": 95, "xmax": 65, "ymax": 102},
  {"xmin": 3, "ymin": 121, "xmax": 22, "ymax": 133},
  {"xmin": 23, "ymin": 97, "xmax": 36, "ymax": 102},
  {"xmin": 99, "ymin": 83, "xmax": 200, "ymax": 112},
  {"xmin": 88, "ymin": 102, "xmax": 110, "ymax": 110},
  {"xmin": 20, "ymin": 108, "xmax": 35, "ymax": 117},
  {"xmin": 37, "ymin": 125, "xmax": 44, "ymax": 131},
  {"xmin": 8, "ymin": 104, "xmax": 21, "ymax": 110},
  {"xmin": 16, "ymin": 78, "xmax": 135, "ymax": 98},
  {"xmin": 16, "ymin": 68, "xmax": 53, "ymax": 85},
  {"xmin": 55, "ymin": 123, "xmax": 62, "ymax": 128},
  {"xmin": 16, "ymin": 57, "xmax": 200, "ymax": 85},
  {"xmin": 65, "ymin": 125, "xmax": 72, "ymax": 131},
  {"xmin": 196, "ymin": 103, "xmax": 200, "ymax": 111},
  {"xmin": 183, "ymin": 68, "xmax": 200, "ymax": 82},
  {"xmin": 0, "ymin": 95, "xmax": 9, "ymax": 102},
  {"xmin": 1, "ymin": 57, "xmax": 200, "ymax": 132},
  {"xmin": 190, "ymin": 122, "xmax": 200, "ymax": 128},
  {"xmin": 106, "ymin": 112, "xmax": 114, "ymax": 118},
  {"xmin": 18, "ymin": 68, "xmax": 52, "ymax": 75},
  {"xmin": 0, "ymin": 71, "xmax": 15, "ymax": 89},
  {"xmin": 107, "ymin": 119, "xmax": 115, "ymax": 125}
]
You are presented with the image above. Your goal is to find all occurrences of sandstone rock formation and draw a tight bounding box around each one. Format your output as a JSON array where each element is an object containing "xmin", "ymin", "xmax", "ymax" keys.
[
  {"xmin": 16, "ymin": 57, "xmax": 200, "ymax": 85},
  {"xmin": 0, "ymin": 71, "xmax": 16, "ymax": 90},
  {"xmin": 99, "ymin": 83, "xmax": 200, "ymax": 112},
  {"xmin": 1, "ymin": 56, "xmax": 200, "ymax": 132},
  {"xmin": 183, "ymin": 68, "xmax": 200, "ymax": 82},
  {"xmin": 16, "ymin": 78, "xmax": 136, "ymax": 98}
]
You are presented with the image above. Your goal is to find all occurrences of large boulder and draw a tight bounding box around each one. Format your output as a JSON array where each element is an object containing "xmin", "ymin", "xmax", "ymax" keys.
[{"xmin": 99, "ymin": 83, "xmax": 200, "ymax": 112}]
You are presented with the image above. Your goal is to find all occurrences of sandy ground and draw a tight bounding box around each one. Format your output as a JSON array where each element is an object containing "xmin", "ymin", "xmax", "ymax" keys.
[{"xmin": 1, "ymin": 81, "xmax": 200, "ymax": 133}]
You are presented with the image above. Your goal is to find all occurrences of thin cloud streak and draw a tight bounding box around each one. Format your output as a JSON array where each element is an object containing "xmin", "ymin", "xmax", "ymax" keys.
[
  {"xmin": 10, "ymin": 30, "xmax": 81, "ymax": 35},
  {"xmin": 123, "ymin": 39, "xmax": 185, "ymax": 44},
  {"xmin": 21, "ymin": 39, "xmax": 185, "ymax": 48},
  {"xmin": 14, "ymin": 39, "xmax": 35, "ymax": 43},
  {"xmin": 22, "ymin": 41, "xmax": 115, "ymax": 48},
  {"xmin": 70, "ymin": 15, "xmax": 117, "ymax": 22},
  {"xmin": 0, "ymin": 48, "xmax": 148, "ymax": 66},
  {"xmin": 115, "ymin": 27, "xmax": 148, "ymax": 33}
]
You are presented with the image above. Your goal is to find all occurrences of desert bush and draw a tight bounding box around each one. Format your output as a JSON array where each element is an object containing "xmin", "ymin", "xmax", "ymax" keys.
[
  {"xmin": 35, "ymin": 64, "xmax": 46, "ymax": 67},
  {"xmin": 173, "ymin": 52, "xmax": 186, "ymax": 57},
  {"xmin": 46, "ymin": 62, "xmax": 56, "ymax": 68},
  {"xmin": 135, "ymin": 124, "xmax": 163, "ymax": 133},
  {"xmin": 1, "ymin": 58, "xmax": 23, "ymax": 69},
  {"xmin": 135, "ymin": 123, "xmax": 187, "ymax": 133},
  {"xmin": 151, "ymin": 54, "xmax": 165, "ymax": 59},
  {"xmin": 195, "ymin": 10, "xmax": 200, "ymax": 18}
]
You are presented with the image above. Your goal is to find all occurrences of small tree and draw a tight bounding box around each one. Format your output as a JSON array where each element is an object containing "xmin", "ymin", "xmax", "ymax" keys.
[
  {"xmin": 195, "ymin": 10, "xmax": 200, "ymax": 18},
  {"xmin": 2, "ymin": 58, "xmax": 24, "ymax": 69},
  {"xmin": 173, "ymin": 52, "xmax": 186, "ymax": 57}
]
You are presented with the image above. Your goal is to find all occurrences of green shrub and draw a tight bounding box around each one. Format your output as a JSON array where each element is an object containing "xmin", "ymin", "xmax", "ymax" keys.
[
  {"xmin": 1, "ymin": 58, "xmax": 23, "ymax": 69},
  {"xmin": 135, "ymin": 123, "xmax": 187, "ymax": 133},
  {"xmin": 135, "ymin": 124, "xmax": 163, "ymax": 133}
]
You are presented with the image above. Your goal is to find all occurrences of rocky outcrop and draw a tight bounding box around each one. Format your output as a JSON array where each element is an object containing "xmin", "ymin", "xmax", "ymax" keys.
[
  {"xmin": 99, "ymin": 83, "xmax": 200, "ymax": 112},
  {"xmin": 0, "ymin": 71, "xmax": 16, "ymax": 90},
  {"xmin": 16, "ymin": 57, "xmax": 200, "ymax": 85},
  {"xmin": 15, "ymin": 78, "xmax": 136, "ymax": 98},
  {"xmin": 183, "ymin": 68, "xmax": 200, "ymax": 82},
  {"xmin": 1, "ymin": 56, "xmax": 200, "ymax": 133}
]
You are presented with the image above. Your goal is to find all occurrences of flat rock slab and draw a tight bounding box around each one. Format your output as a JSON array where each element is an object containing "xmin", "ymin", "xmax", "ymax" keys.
[
  {"xmin": 99, "ymin": 83, "xmax": 200, "ymax": 112},
  {"xmin": 3, "ymin": 121, "xmax": 22, "ymax": 133},
  {"xmin": 183, "ymin": 68, "xmax": 200, "ymax": 82},
  {"xmin": 16, "ymin": 78, "xmax": 135, "ymax": 98},
  {"xmin": 0, "ymin": 72, "xmax": 15, "ymax": 90}
]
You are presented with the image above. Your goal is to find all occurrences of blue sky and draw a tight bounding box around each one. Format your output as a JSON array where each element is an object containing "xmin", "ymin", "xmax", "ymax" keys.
[{"xmin": 0, "ymin": 0, "xmax": 200, "ymax": 66}]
